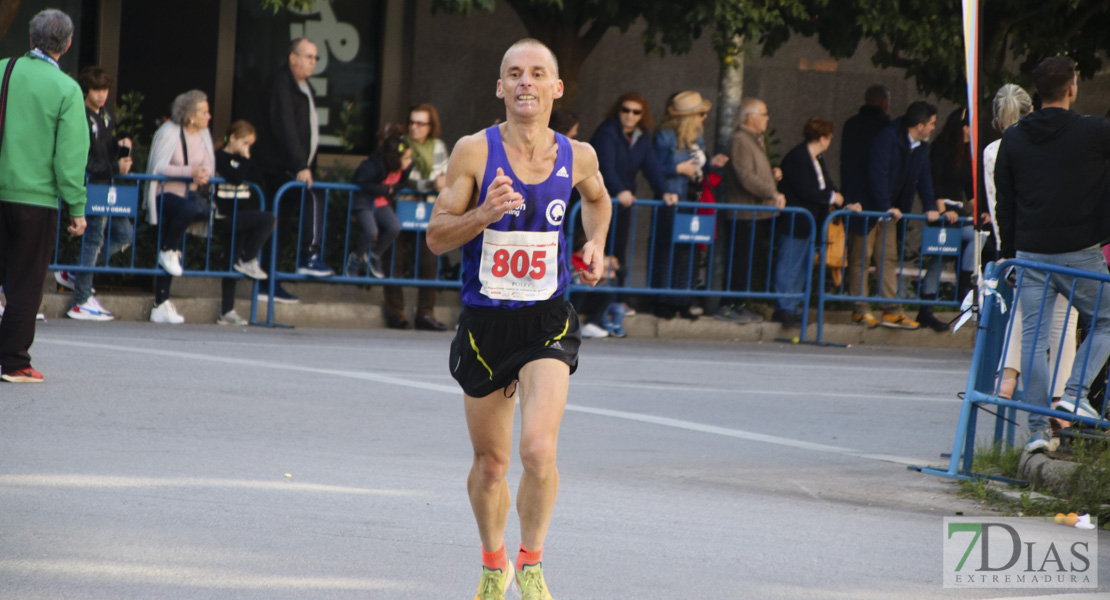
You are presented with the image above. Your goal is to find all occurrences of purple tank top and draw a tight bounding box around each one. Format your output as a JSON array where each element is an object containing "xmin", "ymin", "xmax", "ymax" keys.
[{"xmin": 459, "ymin": 126, "xmax": 573, "ymax": 309}]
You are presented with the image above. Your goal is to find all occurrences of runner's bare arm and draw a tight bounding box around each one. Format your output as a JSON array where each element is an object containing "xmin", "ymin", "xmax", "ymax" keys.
[
  {"xmin": 571, "ymin": 140, "xmax": 612, "ymax": 287},
  {"xmin": 427, "ymin": 133, "xmax": 524, "ymax": 255}
]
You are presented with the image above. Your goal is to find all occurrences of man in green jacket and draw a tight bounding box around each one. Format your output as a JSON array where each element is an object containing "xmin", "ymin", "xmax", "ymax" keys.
[{"xmin": 0, "ymin": 9, "xmax": 88, "ymax": 383}]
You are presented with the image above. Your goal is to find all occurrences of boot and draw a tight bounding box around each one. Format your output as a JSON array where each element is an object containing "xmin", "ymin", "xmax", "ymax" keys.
[{"xmin": 916, "ymin": 296, "xmax": 948, "ymax": 332}]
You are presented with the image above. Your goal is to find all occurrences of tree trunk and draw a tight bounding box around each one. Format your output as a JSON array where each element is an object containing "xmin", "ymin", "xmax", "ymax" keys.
[
  {"xmin": 548, "ymin": 32, "xmax": 581, "ymax": 110},
  {"xmin": 714, "ymin": 36, "xmax": 744, "ymax": 155}
]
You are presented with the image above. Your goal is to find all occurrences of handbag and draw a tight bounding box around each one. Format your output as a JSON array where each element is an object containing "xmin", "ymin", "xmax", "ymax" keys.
[{"xmin": 825, "ymin": 216, "xmax": 848, "ymax": 287}]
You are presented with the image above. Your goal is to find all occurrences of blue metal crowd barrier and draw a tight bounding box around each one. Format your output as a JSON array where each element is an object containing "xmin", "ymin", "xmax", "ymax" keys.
[
  {"xmin": 915, "ymin": 259, "xmax": 1110, "ymax": 482},
  {"xmin": 48, "ymin": 173, "xmax": 269, "ymax": 323},
  {"xmin": 565, "ymin": 198, "xmax": 817, "ymax": 338},
  {"xmin": 260, "ymin": 182, "xmax": 457, "ymax": 327},
  {"xmin": 816, "ymin": 209, "xmax": 975, "ymax": 343}
]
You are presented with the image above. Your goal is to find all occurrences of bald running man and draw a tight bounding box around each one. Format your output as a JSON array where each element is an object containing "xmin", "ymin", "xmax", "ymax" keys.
[{"xmin": 427, "ymin": 38, "xmax": 612, "ymax": 600}]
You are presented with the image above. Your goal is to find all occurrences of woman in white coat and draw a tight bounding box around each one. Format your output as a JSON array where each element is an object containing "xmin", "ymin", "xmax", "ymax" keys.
[{"xmin": 145, "ymin": 90, "xmax": 215, "ymax": 324}]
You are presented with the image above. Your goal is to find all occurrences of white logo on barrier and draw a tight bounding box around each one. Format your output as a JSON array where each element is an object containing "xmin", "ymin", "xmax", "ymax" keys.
[
  {"xmin": 556, "ymin": 166, "xmax": 569, "ymax": 178},
  {"xmin": 691, "ymin": 217, "xmax": 700, "ymax": 233},
  {"xmin": 939, "ymin": 228, "xmax": 948, "ymax": 244},
  {"xmin": 415, "ymin": 202, "xmax": 426, "ymax": 220},
  {"xmin": 107, "ymin": 187, "xmax": 117, "ymax": 206},
  {"xmin": 546, "ymin": 200, "xmax": 566, "ymax": 226}
]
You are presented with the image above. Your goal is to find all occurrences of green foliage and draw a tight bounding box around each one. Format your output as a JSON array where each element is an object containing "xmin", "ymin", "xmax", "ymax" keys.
[
  {"xmin": 335, "ymin": 101, "xmax": 363, "ymax": 155},
  {"xmin": 114, "ymin": 90, "xmax": 149, "ymax": 169},
  {"xmin": 640, "ymin": 0, "xmax": 803, "ymax": 62},
  {"xmin": 970, "ymin": 441, "xmax": 1024, "ymax": 478},
  {"xmin": 259, "ymin": 0, "xmax": 318, "ymax": 13},
  {"xmin": 761, "ymin": 128, "xmax": 782, "ymax": 166}
]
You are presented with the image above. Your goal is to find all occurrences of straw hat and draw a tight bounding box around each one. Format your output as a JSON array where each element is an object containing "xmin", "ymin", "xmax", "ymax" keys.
[{"xmin": 667, "ymin": 91, "xmax": 712, "ymax": 115}]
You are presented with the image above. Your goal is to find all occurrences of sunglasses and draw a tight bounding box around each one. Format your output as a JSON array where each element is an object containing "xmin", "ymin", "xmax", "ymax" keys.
[
  {"xmin": 409, "ymin": 120, "xmax": 430, "ymax": 127},
  {"xmin": 619, "ymin": 107, "xmax": 642, "ymax": 116}
]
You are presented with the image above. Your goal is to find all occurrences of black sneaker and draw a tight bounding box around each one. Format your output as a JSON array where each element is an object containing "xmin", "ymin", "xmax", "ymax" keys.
[
  {"xmin": 653, "ymin": 304, "xmax": 678, "ymax": 320},
  {"xmin": 772, "ymin": 309, "xmax": 801, "ymax": 328},
  {"xmin": 916, "ymin": 310, "xmax": 948, "ymax": 332},
  {"xmin": 256, "ymin": 285, "xmax": 299, "ymax": 304}
]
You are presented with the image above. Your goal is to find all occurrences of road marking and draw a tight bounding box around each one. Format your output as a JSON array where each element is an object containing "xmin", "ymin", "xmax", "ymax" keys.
[
  {"xmin": 39, "ymin": 337, "xmax": 940, "ymax": 467},
  {"xmin": 0, "ymin": 559, "xmax": 423, "ymax": 591},
  {"xmin": 575, "ymin": 380, "xmax": 960, "ymax": 403},
  {"xmin": 0, "ymin": 474, "xmax": 419, "ymax": 496}
]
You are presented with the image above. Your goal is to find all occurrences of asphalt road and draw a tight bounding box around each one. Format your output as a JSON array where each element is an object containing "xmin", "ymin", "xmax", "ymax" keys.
[{"xmin": 1, "ymin": 322, "xmax": 1106, "ymax": 599}]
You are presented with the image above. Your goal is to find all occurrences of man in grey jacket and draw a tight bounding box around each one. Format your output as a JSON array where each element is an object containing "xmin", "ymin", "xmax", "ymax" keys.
[{"xmin": 716, "ymin": 97, "xmax": 784, "ymax": 324}]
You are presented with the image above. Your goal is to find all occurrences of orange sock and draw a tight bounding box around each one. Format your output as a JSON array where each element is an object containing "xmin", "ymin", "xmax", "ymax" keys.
[
  {"xmin": 516, "ymin": 545, "xmax": 543, "ymax": 571},
  {"xmin": 482, "ymin": 543, "xmax": 507, "ymax": 571}
]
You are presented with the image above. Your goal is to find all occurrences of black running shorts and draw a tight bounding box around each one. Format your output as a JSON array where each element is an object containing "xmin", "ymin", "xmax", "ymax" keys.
[{"xmin": 449, "ymin": 298, "xmax": 581, "ymax": 398}]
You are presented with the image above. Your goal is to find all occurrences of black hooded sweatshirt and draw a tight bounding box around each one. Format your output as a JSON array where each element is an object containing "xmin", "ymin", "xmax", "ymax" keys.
[{"xmin": 995, "ymin": 107, "xmax": 1110, "ymax": 258}]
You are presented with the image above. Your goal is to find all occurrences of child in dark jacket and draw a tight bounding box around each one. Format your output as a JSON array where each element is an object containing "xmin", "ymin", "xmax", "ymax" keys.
[
  {"xmin": 212, "ymin": 120, "xmax": 276, "ymax": 325},
  {"xmin": 348, "ymin": 133, "xmax": 412, "ymax": 278}
]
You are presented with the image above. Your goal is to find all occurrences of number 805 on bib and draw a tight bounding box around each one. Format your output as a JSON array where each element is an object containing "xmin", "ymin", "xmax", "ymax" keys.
[{"xmin": 478, "ymin": 229, "xmax": 560, "ymax": 301}]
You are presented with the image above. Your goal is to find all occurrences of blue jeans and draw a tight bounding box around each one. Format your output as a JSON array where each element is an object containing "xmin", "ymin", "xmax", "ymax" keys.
[
  {"xmin": 1016, "ymin": 246, "xmax": 1110, "ymax": 431},
  {"xmin": 772, "ymin": 234, "xmax": 811, "ymax": 313},
  {"xmin": 73, "ymin": 215, "xmax": 133, "ymax": 305}
]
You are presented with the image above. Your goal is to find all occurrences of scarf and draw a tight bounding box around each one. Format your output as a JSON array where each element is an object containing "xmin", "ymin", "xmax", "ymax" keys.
[{"xmin": 408, "ymin": 135, "xmax": 436, "ymax": 180}]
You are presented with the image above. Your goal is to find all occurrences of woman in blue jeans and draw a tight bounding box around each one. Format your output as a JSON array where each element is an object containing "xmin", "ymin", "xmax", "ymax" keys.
[
  {"xmin": 651, "ymin": 91, "xmax": 727, "ymax": 320},
  {"xmin": 773, "ymin": 118, "xmax": 845, "ymax": 328}
]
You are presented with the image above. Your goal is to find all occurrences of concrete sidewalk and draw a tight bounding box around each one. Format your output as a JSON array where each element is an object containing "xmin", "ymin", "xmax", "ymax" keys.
[{"xmin": 35, "ymin": 276, "xmax": 976, "ymax": 348}]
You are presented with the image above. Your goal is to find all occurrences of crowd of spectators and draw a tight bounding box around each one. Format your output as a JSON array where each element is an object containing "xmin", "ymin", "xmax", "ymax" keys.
[{"xmin": 6, "ymin": 21, "xmax": 1045, "ymax": 339}]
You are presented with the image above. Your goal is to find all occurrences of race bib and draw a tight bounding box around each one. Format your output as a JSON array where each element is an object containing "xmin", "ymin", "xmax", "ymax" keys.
[{"xmin": 478, "ymin": 229, "xmax": 559, "ymax": 301}]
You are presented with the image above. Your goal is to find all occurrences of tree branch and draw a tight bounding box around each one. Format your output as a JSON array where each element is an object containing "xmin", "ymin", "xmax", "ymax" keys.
[
  {"xmin": 1059, "ymin": 0, "xmax": 1110, "ymax": 42},
  {"xmin": 997, "ymin": 3, "xmax": 1055, "ymax": 31},
  {"xmin": 504, "ymin": 0, "xmax": 549, "ymax": 40},
  {"xmin": 578, "ymin": 19, "xmax": 609, "ymax": 58}
]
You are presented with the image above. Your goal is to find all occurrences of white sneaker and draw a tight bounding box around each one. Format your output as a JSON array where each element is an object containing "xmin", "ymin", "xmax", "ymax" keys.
[
  {"xmin": 150, "ymin": 300, "xmax": 185, "ymax": 324},
  {"xmin": 217, "ymin": 309, "xmax": 248, "ymax": 326},
  {"xmin": 233, "ymin": 258, "xmax": 268, "ymax": 280},
  {"xmin": 1023, "ymin": 430, "xmax": 1058, "ymax": 453},
  {"xmin": 581, "ymin": 322, "xmax": 609, "ymax": 338},
  {"xmin": 67, "ymin": 296, "xmax": 115, "ymax": 321},
  {"xmin": 1054, "ymin": 398, "xmax": 1101, "ymax": 421},
  {"xmin": 158, "ymin": 250, "xmax": 183, "ymax": 276}
]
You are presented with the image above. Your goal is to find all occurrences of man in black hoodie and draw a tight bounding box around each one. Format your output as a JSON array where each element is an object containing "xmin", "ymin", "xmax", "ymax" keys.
[{"xmin": 995, "ymin": 56, "xmax": 1110, "ymax": 452}]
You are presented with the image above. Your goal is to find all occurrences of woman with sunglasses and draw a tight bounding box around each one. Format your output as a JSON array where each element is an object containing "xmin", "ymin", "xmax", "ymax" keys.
[
  {"xmin": 589, "ymin": 92, "xmax": 677, "ymax": 293},
  {"xmin": 381, "ymin": 103, "xmax": 449, "ymax": 330}
]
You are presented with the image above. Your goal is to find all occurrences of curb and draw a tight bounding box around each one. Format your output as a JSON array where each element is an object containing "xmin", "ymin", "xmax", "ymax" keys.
[
  {"xmin": 1017, "ymin": 451, "xmax": 1080, "ymax": 497},
  {"xmin": 35, "ymin": 279, "xmax": 976, "ymax": 348}
]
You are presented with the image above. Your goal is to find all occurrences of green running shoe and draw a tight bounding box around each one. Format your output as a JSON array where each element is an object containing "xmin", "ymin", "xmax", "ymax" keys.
[
  {"xmin": 514, "ymin": 563, "xmax": 553, "ymax": 600},
  {"xmin": 474, "ymin": 563, "xmax": 515, "ymax": 600}
]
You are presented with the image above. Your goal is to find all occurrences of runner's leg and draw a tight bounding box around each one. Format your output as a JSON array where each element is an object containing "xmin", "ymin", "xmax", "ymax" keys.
[
  {"xmin": 465, "ymin": 389, "xmax": 517, "ymax": 552},
  {"xmin": 515, "ymin": 358, "xmax": 570, "ymax": 550}
]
